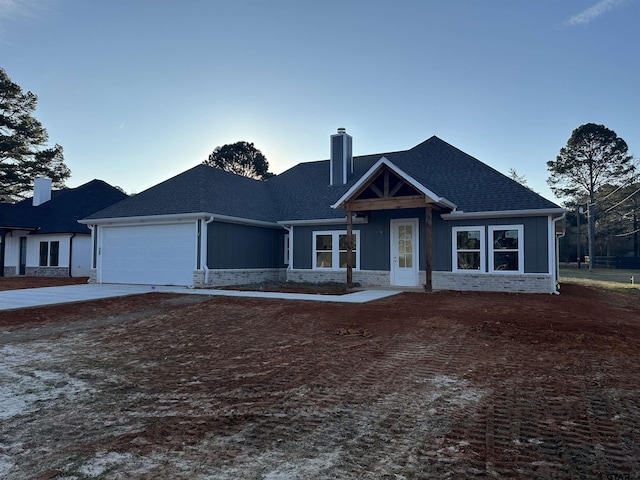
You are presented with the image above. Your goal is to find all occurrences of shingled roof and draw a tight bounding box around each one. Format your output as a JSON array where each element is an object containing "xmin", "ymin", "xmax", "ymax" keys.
[
  {"xmin": 84, "ymin": 136, "xmax": 560, "ymax": 223},
  {"xmin": 0, "ymin": 180, "xmax": 128, "ymax": 234}
]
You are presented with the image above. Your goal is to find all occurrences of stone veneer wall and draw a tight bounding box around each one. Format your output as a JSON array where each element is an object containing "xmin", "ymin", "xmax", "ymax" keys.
[
  {"xmin": 25, "ymin": 266, "xmax": 69, "ymax": 277},
  {"xmin": 89, "ymin": 268, "xmax": 97, "ymax": 284},
  {"xmin": 287, "ymin": 269, "xmax": 554, "ymax": 293},
  {"xmin": 199, "ymin": 268, "xmax": 287, "ymax": 287},
  {"xmin": 1, "ymin": 267, "xmax": 17, "ymax": 276},
  {"xmin": 432, "ymin": 272, "xmax": 554, "ymax": 294},
  {"xmin": 286, "ymin": 269, "xmax": 390, "ymax": 287}
]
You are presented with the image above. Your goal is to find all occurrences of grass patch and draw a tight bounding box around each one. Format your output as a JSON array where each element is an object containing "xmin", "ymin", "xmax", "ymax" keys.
[{"xmin": 559, "ymin": 266, "xmax": 640, "ymax": 291}]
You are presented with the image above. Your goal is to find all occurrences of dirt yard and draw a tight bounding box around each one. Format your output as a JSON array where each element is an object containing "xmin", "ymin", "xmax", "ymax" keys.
[
  {"xmin": 1, "ymin": 280, "xmax": 639, "ymax": 479},
  {"xmin": 0, "ymin": 276, "xmax": 88, "ymax": 291}
]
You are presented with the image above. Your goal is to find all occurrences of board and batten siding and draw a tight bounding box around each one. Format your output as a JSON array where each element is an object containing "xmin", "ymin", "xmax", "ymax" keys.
[
  {"xmin": 207, "ymin": 222, "xmax": 286, "ymax": 269},
  {"xmin": 434, "ymin": 216, "xmax": 550, "ymax": 273},
  {"xmin": 292, "ymin": 212, "xmax": 550, "ymax": 274},
  {"xmin": 292, "ymin": 208, "xmax": 429, "ymax": 271}
]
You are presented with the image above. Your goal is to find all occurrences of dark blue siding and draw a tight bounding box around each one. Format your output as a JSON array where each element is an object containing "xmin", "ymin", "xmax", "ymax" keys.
[
  {"xmin": 293, "ymin": 212, "xmax": 550, "ymax": 274},
  {"xmin": 436, "ymin": 216, "xmax": 550, "ymax": 273},
  {"xmin": 207, "ymin": 222, "xmax": 285, "ymax": 269}
]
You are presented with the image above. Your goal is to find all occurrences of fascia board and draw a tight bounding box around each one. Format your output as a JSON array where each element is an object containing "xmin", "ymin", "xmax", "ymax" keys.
[
  {"xmin": 0, "ymin": 225, "xmax": 38, "ymax": 231},
  {"xmin": 441, "ymin": 208, "xmax": 566, "ymax": 220},
  {"xmin": 80, "ymin": 212, "xmax": 281, "ymax": 228},
  {"xmin": 330, "ymin": 157, "xmax": 457, "ymax": 210},
  {"xmin": 277, "ymin": 216, "xmax": 369, "ymax": 226}
]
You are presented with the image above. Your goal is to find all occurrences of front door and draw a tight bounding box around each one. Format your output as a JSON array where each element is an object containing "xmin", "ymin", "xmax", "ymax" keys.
[
  {"xmin": 19, "ymin": 237, "xmax": 27, "ymax": 275},
  {"xmin": 391, "ymin": 219, "xmax": 418, "ymax": 286}
]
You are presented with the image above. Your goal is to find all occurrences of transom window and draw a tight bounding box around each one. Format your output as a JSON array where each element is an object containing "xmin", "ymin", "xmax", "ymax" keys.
[
  {"xmin": 452, "ymin": 226, "xmax": 485, "ymax": 272},
  {"xmin": 313, "ymin": 231, "xmax": 360, "ymax": 270},
  {"xmin": 489, "ymin": 225, "xmax": 524, "ymax": 273}
]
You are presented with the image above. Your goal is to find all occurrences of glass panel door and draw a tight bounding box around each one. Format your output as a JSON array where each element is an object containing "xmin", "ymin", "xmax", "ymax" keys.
[{"xmin": 19, "ymin": 237, "xmax": 27, "ymax": 275}]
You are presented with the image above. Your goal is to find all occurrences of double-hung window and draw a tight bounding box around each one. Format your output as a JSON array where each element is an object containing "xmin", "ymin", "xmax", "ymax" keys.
[
  {"xmin": 313, "ymin": 231, "xmax": 359, "ymax": 270},
  {"xmin": 489, "ymin": 225, "xmax": 523, "ymax": 273},
  {"xmin": 39, "ymin": 241, "xmax": 60, "ymax": 267},
  {"xmin": 452, "ymin": 226, "xmax": 485, "ymax": 272}
]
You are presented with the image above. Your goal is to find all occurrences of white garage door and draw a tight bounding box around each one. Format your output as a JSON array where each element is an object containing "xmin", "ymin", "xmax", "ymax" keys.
[{"xmin": 100, "ymin": 223, "xmax": 196, "ymax": 286}]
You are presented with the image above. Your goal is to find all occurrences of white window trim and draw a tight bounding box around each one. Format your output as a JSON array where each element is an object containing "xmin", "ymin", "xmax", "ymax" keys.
[
  {"xmin": 488, "ymin": 225, "xmax": 524, "ymax": 274},
  {"xmin": 452, "ymin": 226, "xmax": 486, "ymax": 273},
  {"xmin": 312, "ymin": 230, "xmax": 360, "ymax": 270}
]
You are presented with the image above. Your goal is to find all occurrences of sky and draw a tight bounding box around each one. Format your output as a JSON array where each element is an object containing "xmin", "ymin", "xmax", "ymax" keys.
[{"xmin": 1, "ymin": 0, "xmax": 638, "ymax": 204}]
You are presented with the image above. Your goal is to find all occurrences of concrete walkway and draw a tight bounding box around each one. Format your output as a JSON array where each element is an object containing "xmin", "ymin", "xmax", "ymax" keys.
[{"xmin": 0, "ymin": 284, "xmax": 402, "ymax": 311}]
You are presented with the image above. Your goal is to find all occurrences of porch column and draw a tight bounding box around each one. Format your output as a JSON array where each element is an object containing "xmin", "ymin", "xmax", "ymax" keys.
[
  {"xmin": 346, "ymin": 209, "xmax": 353, "ymax": 289},
  {"xmin": 425, "ymin": 206, "xmax": 433, "ymax": 291}
]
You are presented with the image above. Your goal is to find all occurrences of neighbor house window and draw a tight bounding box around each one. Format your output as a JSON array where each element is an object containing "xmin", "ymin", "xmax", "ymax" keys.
[
  {"xmin": 489, "ymin": 225, "xmax": 524, "ymax": 273},
  {"xmin": 39, "ymin": 242, "xmax": 48, "ymax": 267},
  {"xmin": 313, "ymin": 231, "xmax": 359, "ymax": 270},
  {"xmin": 39, "ymin": 241, "xmax": 60, "ymax": 267},
  {"xmin": 50, "ymin": 241, "xmax": 60, "ymax": 267},
  {"xmin": 452, "ymin": 226, "xmax": 485, "ymax": 272}
]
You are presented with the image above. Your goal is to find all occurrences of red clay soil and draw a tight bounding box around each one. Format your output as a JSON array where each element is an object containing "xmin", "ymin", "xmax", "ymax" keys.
[
  {"xmin": 1, "ymin": 282, "xmax": 640, "ymax": 478},
  {"xmin": 0, "ymin": 275, "xmax": 88, "ymax": 291}
]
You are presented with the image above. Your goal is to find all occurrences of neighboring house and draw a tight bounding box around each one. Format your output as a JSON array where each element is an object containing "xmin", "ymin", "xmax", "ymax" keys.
[
  {"xmin": 81, "ymin": 131, "xmax": 565, "ymax": 293},
  {"xmin": 0, "ymin": 178, "xmax": 128, "ymax": 278}
]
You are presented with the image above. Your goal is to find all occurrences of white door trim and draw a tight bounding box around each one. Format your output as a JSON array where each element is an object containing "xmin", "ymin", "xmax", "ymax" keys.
[{"xmin": 390, "ymin": 218, "xmax": 419, "ymax": 287}]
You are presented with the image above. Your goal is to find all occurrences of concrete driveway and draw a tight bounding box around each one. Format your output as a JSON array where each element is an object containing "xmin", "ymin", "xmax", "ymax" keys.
[{"xmin": 0, "ymin": 284, "xmax": 401, "ymax": 311}]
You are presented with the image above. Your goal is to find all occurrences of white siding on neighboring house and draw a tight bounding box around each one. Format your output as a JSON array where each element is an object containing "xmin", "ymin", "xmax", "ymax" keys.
[{"xmin": 98, "ymin": 223, "xmax": 197, "ymax": 286}]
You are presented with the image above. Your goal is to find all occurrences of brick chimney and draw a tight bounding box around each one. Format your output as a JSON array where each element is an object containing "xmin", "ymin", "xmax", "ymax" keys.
[{"xmin": 330, "ymin": 128, "xmax": 353, "ymax": 186}]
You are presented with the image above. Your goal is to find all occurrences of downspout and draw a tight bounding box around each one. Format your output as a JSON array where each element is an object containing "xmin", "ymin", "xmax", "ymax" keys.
[
  {"xmin": 203, "ymin": 216, "xmax": 215, "ymax": 285},
  {"xmin": 0, "ymin": 229, "xmax": 6, "ymax": 277},
  {"xmin": 552, "ymin": 212, "xmax": 566, "ymax": 295},
  {"xmin": 284, "ymin": 225, "xmax": 293, "ymax": 271},
  {"xmin": 68, "ymin": 233, "xmax": 76, "ymax": 277}
]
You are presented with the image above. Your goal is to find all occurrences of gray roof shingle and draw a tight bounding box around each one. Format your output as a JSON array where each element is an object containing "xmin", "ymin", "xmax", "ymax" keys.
[
  {"xmin": 84, "ymin": 136, "xmax": 560, "ymax": 223},
  {"xmin": 0, "ymin": 180, "xmax": 128, "ymax": 233}
]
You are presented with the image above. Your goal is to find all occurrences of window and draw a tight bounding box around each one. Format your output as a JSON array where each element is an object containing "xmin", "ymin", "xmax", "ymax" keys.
[
  {"xmin": 39, "ymin": 241, "xmax": 60, "ymax": 267},
  {"xmin": 50, "ymin": 241, "xmax": 60, "ymax": 267},
  {"xmin": 313, "ymin": 230, "xmax": 359, "ymax": 270},
  {"xmin": 489, "ymin": 225, "xmax": 524, "ymax": 273},
  {"xmin": 39, "ymin": 242, "xmax": 48, "ymax": 267},
  {"xmin": 452, "ymin": 226, "xmax": 485, "ymax": 272}
]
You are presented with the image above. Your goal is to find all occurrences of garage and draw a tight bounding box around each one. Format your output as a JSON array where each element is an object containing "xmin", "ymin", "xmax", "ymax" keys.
[{"xmin": 99, "ymin": 222, "xmax": 197, "ymax": 286}]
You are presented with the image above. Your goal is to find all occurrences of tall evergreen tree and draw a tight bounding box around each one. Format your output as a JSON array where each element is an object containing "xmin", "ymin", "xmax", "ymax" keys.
[
  {"xmin": 547, "ymin": 123, "xmax": 634, "ymax": 270},
  {"xmin": 0, "ymin": 68, "xmax": 70, "ymax": 202}
]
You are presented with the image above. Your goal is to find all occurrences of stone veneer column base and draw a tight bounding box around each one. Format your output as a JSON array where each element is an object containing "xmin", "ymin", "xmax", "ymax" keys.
[
  {"xmin": 88, "ymin": 269, "xmax": 97, "ymax": 284},
  {"xmin": 0, "ymin": 267, "xmax": 17, "ymax": 277}
]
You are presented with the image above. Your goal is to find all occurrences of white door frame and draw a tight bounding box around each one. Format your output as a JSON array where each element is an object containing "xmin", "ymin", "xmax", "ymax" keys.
[{"xmin": 390, "ymin": 218, "xmax": 419, "ymax": 287}]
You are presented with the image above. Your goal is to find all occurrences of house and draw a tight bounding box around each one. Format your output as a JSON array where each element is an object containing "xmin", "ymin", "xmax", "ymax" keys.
[
  {"xmin": 0, "ymin": 178, "xmax": 128, "ymax": 278},
  {"xmin": 81, "ymin": 131, "xmax": 565, "ymax": 293}
]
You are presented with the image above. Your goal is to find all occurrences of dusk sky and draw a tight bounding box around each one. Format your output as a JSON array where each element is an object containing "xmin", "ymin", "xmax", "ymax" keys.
[{"xmin": 2, "ymin": 0, "xmax": 638, "ymax": 203}]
